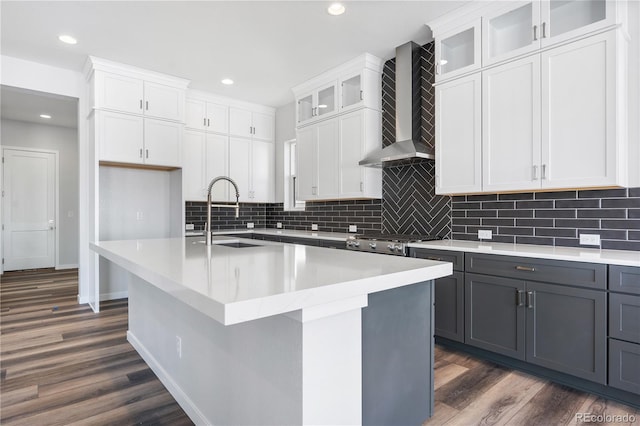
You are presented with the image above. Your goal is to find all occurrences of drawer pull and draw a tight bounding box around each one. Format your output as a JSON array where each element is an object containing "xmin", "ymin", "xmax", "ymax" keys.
[
  {"xmin": 516, "ymin": 265, "xmax": 536, "ymax": 272},
  {"xmin": 427, "ymin": 256, "xmax": 443, "ymax": 261}
]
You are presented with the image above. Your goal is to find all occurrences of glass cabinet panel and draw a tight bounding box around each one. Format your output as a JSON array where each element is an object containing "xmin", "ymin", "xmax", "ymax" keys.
[
  {"xmin": 548, "ymin": 0, "xmax": 606, "ymax": 38},
  {"xmin": 440, "ymin": 28, "xmax": 475, "ymax": 75},
  {"xmin": 298, "ymin": 94, "xmax": 313, "ymax": 123},
  {"xmin": 341, "ymin": 74, "xmax": 362, "ymax": 109},
  {"xmin": 317, "ymin": 85, "xmax": 336, "ymax": 117},
  {"xmin": 487, "ymin": 3, "xmax": 535, "ymax": 60}
]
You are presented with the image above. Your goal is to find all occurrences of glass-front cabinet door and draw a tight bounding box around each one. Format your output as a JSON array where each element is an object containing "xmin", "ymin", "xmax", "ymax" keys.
[
  {"xmin": 482, "ymin": 1, "xmax": 540, "ymax": 66},
  {"xmin": 296, "ymin": 82, "xmax": 337, "ymax": 125},
  {"xmin": 435, "ymin": 18, "xmax": 482, "ymax": 82},
  {"xmin": 541, "ymin": 0, "xmax": 616, "ymax": 48}
]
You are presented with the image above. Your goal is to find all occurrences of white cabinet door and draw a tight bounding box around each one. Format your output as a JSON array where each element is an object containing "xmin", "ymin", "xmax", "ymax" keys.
[
  {"xmin": 143, "ymin": 81, "xmax": 183, "ymax": 122},
  {"xmin": 96, "ymin": 72, "xmax": 144, "ymax": 114},
  {"xmin": 339, "ymin": 111, "xmax": 364, "ymax": 196},
  {"xmin": 206, "ymin": 103, "xmax": 229, "ymax": 134},
  {"xmin": 296, "ymin": 126, "xmax": 317, "ymax": 200},
  {"xmin": 316, "ymin": 120, "xmax": 339, "ymax": 199},
  {"xmin": 144, "ymin": 119, "xmax": 182, "ymax": 168},
  {"xmin": 483, "ymin": 55, "xmax": 541, "ymax": 192},
  {"xmin": 205, "ymin": 134, "xmax": 230, "ymax": 202},
  {"xmin": 252, "ymin": 111, "xmax": 274, "ymax": 141},
  {"xmin": 436, "ymin": 73, "xmax": 482, "ymax": 194},
  {"xmin": 541, "ymin": 30, "xmax": 616, "ymax": 189},
  {"xmin": 98, "ymin": 110, "xmax": 144, "ymax": 164},
  {"xmin": 541, "ymin": 0, "xmax": 617, "ymax": 48},
  {"xmin": 185, "ymin": 99, "xmax": 207, "ymax": 130},
  {"xmin": 251, "ymin": 139, "xmax": 274, "ymax": 202},
  {"xmin": 435, "ymin": 18, "xmax": 482, "ymax": 82},
  {"xmin": 183, "ymin": 130, "xmax": 206, "ymax": 200},
  {"xmin": 229, "ymin": 137, "xmax": 252, "ymax": 202},
  {"xmin": 229, "ymin": 108, "xmax": 253, "ymax": 138}
]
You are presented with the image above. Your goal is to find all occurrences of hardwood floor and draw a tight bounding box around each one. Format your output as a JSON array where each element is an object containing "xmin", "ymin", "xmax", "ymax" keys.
[{"xmin": 1, "ymin": 268, "xmax": 638, "ymax": 425}]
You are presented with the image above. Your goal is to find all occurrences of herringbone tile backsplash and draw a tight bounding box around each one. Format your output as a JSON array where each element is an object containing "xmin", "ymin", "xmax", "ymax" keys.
[{"xmin": 381, "ymin": 43, "xmax": 453, "ymax": 238}]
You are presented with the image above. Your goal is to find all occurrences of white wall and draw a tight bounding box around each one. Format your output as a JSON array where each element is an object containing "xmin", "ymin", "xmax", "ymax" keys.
[
  {"xmin": 1, "ymin": 119, "xmax": 79, "ymax": 267},
  {"xmin": 628, "ymin": 0, "xmax": 640, "ymax": 186},
  {"xmin": 274, "ymin": 102, "xmax": 296, "ymax": 203}
]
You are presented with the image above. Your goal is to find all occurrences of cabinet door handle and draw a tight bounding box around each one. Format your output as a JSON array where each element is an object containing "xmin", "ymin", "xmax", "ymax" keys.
[
  {"xmin": 360, "ymin": 90, "xmax": 363, "ymax": 101},
  {"xmin": 145, "ymin": 149, "xmax": 149, "ymax": 159},
  {"xmin": 145, "ymin": 101, "xmax": 149, "ymax": 111},
  {"xmin": 208, "ymin": 118, "xmax": 211, "ymax": 127},
  {"xmin": 533, "ymin": 25, "xmax": 538, "ymax": 41},
  {"xmin": 516, "ymin": 265, "xmax": 536, "ymax": 272},
  {"xmin": 360, "ymin": 182, "xmax": 363, "ymax": 192},
  {"xmin": 204, "ymin": 117, "xmax": 207, "ymax": 126},
  {"xmin": 542, "ymin": 22, "xmax": 547, "ymax": 38},
  {"xmin": 436, "ymin": 62, "xmax": 441, "ymax": 75},
  {"xmin": 541, "ymin": 164, "xmax": 547, "ymax": 180},
  {"xmin": 139, "ymin": 148, "xmax": 143, "ymax": 158},
  {"xmin": 139, "ymin": 100, "xmax": 143, "ymax": 110},
  {"xmin": 532, "ymin": 165, "xmax": 538, "ymax": 180},
  {"xmin": 526, "ymin": 291, "xmax": 534, "ymax": 309},
  {"xmin": 516, "ymin": 290, "xmax": 525, "ymax": 307}
]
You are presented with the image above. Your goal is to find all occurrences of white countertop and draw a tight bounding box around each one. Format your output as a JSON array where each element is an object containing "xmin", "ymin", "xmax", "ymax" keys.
[
  {"xmin": 185, "ymin": 228, "xmax": 351, "ymax": 242},
  {"xmin": 91, "ymin": 237, "xmax": 451, "ymax": 325},
  {"xmin": 409, "ymin": 240, "xmax": 640, "ymax": 267}
]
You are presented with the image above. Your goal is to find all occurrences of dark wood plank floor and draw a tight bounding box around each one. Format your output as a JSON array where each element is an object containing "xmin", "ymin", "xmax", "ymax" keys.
[{"xmin": 1, "ymin": 268, "xmax": 638, "ymax": 425}]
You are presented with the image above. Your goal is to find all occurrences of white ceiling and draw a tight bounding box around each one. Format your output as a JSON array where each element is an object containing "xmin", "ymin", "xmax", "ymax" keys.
[
  {"xmin": 0, "ymin": 0, "xmax": 468, "ymax": 109},
  {"xmin": 1, "ymin": 86, "xmax": 78, "ymax": 128}
]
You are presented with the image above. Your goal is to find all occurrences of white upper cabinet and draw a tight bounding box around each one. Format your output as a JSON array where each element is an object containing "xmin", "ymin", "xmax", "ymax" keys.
[
  {"xmin": 297, "ymin": 81, "xmax": 338, "ymax": 126},
  {"xmin": 295, "ymin": 120, "xmax": 339, "ymax": 200},
  {"xmin": 229, "ymin": 107, "xmax": 274, "ymax": 141},
  {"xmin": 143, "ymin": 81, "xmax": 184, "ymax": 122},
  {"xmin": 435, "ymin": 73, "xmax": 482, "ymax": 195},
  {"xmin": 185, "ymin": 98, "xmax": 228, "ymax": 134},
  {"xmin": 229, "ymin": 137, "xmax": 274, "ymax": 202},
  {"xmin": 183, "ymin": 130, "xmax": 206, "ymax": 201},
  {"xmin": 482, "ymin": 0, "xmax": 618, "ymax": 67},
  {"xmin": 435, "ymin": 18, "xmax": 482, "ymax": 82}
]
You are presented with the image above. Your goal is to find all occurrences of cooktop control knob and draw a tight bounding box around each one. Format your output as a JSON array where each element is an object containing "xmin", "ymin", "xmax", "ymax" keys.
[{"xmin": 369, "ymin": 243, "xmax": 377, "ymax": 249}]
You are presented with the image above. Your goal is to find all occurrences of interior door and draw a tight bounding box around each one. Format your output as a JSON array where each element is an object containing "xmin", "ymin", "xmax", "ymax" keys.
[{"xmin": 2, "ymin": 148, "xmax": 56, "ymax": 271}]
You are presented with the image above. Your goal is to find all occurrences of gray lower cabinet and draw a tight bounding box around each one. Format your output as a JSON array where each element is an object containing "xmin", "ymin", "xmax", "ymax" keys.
[
  {"xmin": 465, "ymin": 254, "xmax": 607, "ymax": 384},
  {"xmin": 608, "ymin": 265, "xmax": 640, "ymax": 395},
  {"xmin": 412, "ymin": 248, "xmax": 465, "ymax": 343}
]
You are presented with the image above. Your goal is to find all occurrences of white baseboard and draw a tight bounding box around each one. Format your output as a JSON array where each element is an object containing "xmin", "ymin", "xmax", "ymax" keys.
[
  {"xmin": 100, "ymin": 291, "xmax": 128, "ymax": 301},
  {"xmin": 127, "ymin": 331, "xmax": 208, "ymax": 425},
  {"xmin": 56, "ymin": 263, "xmax": 79, "ymax": 270}
]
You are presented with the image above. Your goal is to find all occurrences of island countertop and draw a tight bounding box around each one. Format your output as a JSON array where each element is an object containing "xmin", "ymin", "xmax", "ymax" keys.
[{"xmin": 91, "ymin": 237, "xmax": 452, "ymax": 325}]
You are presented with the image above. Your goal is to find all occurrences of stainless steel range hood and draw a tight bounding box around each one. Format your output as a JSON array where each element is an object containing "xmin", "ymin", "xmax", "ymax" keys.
[{"xmin": 359, "ymin": 41, "xmax": 434, "ymax": 167}]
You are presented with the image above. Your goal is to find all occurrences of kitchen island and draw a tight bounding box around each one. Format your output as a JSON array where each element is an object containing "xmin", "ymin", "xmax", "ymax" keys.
[{"xmin": 90, "ymin": 237, "xmax": 452, "ymax": 425}]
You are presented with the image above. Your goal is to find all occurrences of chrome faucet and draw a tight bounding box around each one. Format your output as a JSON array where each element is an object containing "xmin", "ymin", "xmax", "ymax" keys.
[{"xmin": 206, "ymin": 176, "xmax": 240, "ymax": 246}]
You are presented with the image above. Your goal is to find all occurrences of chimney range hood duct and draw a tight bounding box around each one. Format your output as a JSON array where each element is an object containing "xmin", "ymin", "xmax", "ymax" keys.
[{"xmin": 359, "ymin": 41, "xmax": 435, "ymax": 167}]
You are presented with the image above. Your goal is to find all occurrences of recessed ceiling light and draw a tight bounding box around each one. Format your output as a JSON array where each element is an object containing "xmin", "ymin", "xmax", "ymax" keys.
[
  {"xmin": 40, "ymin": 114, "xmax": 52, "ymax": 119},
  {"xmin": 221, "ymin": 78, "xmax": 234, "ymax": 85},
  {"xmin": 327, "ymin": 3, "xmax": 345, "ymax": 16},
  {"xmin": 58, "ymin": 34, "xmax": 77, "ymax": 45}
]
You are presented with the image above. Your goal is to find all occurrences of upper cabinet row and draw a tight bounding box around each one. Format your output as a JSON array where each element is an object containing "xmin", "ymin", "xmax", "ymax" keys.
[
  {"xmin": 434, "ymin": 0, "xmax": 622, "ymax": 82},
  {"xmin": 293, "ymin": 53, "xmax": 383, "ymax": 127},
  {"xmin": 429, "ymin": 0, "xmax": 633, "ymax": 195},
  {"xmin": 185, "ymin": 96, "xmax": 274, "ymax": 141}
]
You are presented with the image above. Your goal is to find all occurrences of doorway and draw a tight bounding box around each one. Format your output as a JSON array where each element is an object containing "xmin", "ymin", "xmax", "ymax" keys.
[{"xmin": 2, "ymin": 148, "xmax": 57, "ymax": 271}]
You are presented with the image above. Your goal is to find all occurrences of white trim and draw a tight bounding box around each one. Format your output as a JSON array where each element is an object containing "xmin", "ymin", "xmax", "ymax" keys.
[
  {"xmin": 56, "ymin": 263, "xmax": 79, "ymax": 270},
  {"xmin": 100, "ymin": 290, "xmax": 128, "ymax": 301},
  {"xmin": 127, "ymin": 331, "xmax": 207, "ymax": 425}
]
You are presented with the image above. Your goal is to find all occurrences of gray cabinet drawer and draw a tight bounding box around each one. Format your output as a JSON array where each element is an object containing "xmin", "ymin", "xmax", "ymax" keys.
[
  {"xmin": 609, "ymin": 339, "xmax": 640, "ymax": 395},
  {"xmin": 609, "ymin": 265, "xmax": 640, "ymax": 295},
  {"xmin": 466, "ymin": 253, "xmax": 606, "ymax": 289},
  {"xmin": 317, "ymin": 240, "xmax": 346, "ymax": 250},
  {"xmin": 278, "ymin": 236, "xmax": 318, "ymax": 246},
  {"xmin": 412, "ymin": 249, "xmax": 464, "ymax": 271},
  {"xmin": 610, "ymin": 293, "xmax": 640, "ymax": 344}
]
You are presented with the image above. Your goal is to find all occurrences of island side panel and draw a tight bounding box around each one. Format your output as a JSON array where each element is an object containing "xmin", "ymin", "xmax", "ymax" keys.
[
  {"xmin": 362, "ymin": 281, "xmax": 435, "ymax": 425},
  {"xmin": 127, "ymin": 275, "xmax": 303, "ymax": 425}
]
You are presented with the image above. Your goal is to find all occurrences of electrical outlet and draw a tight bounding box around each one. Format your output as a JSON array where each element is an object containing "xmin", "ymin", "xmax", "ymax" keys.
[
  {"xmin": 136, "ymin": 211, "xmax": 144, "ymax": 221},
  {"xmin": 276, "ymin": 222, "xmax": 283, "ymax": 229},
  {"xmin": 580, "ymin": 234, "xmax": 601, "ymax": 246},
  {"xmin": 311, "ymin": 224, "xmax": 318, "ymax": 231},
  {"xmin": 176, "ymin": 336, "xmax": 182, "ymax": 359},
  {"xmin": 185, "ymin": 223, "xmax": 195, "ymax": 231},
  {"xmin": 478, "ymin": 229, "xmax": 492, "ymax": 240},
  {"xmin": 247, "ymin": 222, "xmax": 255, "ymax": 229},
  {"xmin": 349, "ymin": 225, "xmax": 357, "ymax": 233}
]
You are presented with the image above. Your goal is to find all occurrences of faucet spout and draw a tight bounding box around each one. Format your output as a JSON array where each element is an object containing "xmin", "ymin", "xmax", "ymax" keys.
[{"xmin": 206, "ymin": 176, "xmax": 240, "ymax": 246}]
